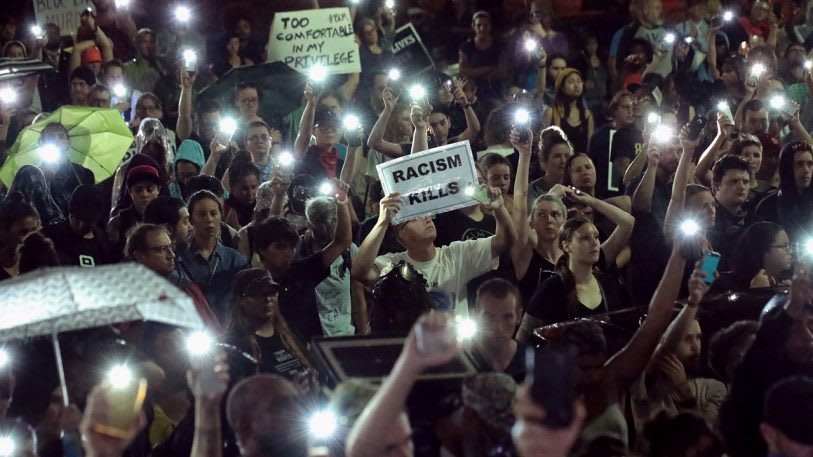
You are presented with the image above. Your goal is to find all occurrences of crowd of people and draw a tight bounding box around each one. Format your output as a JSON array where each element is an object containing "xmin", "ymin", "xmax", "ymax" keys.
[{"xmin": 1, "ymin": 0, "xmax": 813, "ymax": 456}]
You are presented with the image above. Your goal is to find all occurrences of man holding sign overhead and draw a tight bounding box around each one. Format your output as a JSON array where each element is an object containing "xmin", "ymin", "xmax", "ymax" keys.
[{"xmin": 352, "ymin": 166, "xmax": 516, "ymax": 317}]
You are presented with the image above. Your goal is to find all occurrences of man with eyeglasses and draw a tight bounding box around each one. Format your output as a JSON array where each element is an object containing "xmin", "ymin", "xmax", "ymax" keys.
[
  {"xmin": 242, "ymin": 120, "xmax": 283, "ymax": 182},
  {"xmin": 126, "ymin": 223, "xmax": 221, "ymax": 331}
]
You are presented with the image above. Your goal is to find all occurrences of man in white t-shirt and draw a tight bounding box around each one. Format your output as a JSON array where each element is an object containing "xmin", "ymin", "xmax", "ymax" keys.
[{"xmin": 352, "ymin": 189, "xmax": 516, "ymax": 317}]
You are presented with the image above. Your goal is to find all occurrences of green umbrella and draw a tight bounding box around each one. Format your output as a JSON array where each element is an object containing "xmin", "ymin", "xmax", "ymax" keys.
[{"xmin": 0, "ymin": 106, "xmax": 134, "ymax": 186}]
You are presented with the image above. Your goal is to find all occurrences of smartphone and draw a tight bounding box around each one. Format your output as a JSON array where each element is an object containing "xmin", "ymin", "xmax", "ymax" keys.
[
  {"xmin": 415, "ymin": 320, "xmax": 456, "ymax": 355},
  {"xmin": 191, "ymin": 357, "xmax": 222, "ymax": 397},
  {"xmin": 516, "ymin": 127, "xmax": 529, "ymax": 143},
  {"xmin": 700, "ymin": 251, "xmax": 721, "ymax": 285},
  {"xmin": 689, "ymin": 115, "xmax": 707, "ymax": 141},
  {"xmin": 93, "ymin": 377, "xmax": 147, "ymax": 438},
  {"xmin": 717, "ymin": 102, "xmax": 734, "ymax": 122},
  {"xmin": 469, "ymin": 184, "xmax": 491, "ymax": 204},
  {"xmin": 526, "ymin": 347, "xmax": 576, "ymax": 428},
  {"xmin": 710, "ymin": 15, "xmax": 722, "ymax": 28}
]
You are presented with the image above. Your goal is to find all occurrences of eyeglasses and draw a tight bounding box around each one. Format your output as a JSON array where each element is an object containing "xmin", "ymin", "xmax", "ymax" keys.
[
  {"xmin": 145, "ymin": 244, "xmax": 174, "ymax": 255},
  {"xmin": 771, "ymin": 243, "xmax": 792, "ymax": 252},
  {"xmin": 239, "ymin": 98, "xmax": 259, "ymax": 105},
  {"xmin": 247, "ymin": 134, "xmax": 270, "ymax": 143}
]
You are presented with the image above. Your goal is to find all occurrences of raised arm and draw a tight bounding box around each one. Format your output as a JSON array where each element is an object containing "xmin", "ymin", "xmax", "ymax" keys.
[
  {"xmin": 487, "ymin": 186, "xmax": 517, "ymax": 258},
  {"xmin": 351, "ymin": 192, "xmax": 401, "ymax": 285},
  {"xmin": 606, "ymin": 244, "xmax": 686, "ymax": 392},
  {"xmin": 410, "ymin": 103, "xmax": 429, "ymax": 154},
  {"xmin": 294, "ymin": 84, "xmax": 318, "ymax": 159},
  {"xmin": 176, "ymin": 68, "xmax": 197, "ymax": 142},
  {"xmin": 568, "ymin": 190, "xmax": 634, "ymax": 264},
  {"xmin": 320, "ymin": 180, "xmax": 353, "ymax": 268},
  {"xmin": 95, "ymin": 27, "xmax": 114, "ymax": 63},
  {"xmin": 533, "ymin": 48, "xmax": 547, "ymax": 102},
  {"xmin": 623, "ymin": 135, "xmax": 650, "ymax": 186},
  {"xmin": 189, "ymin": 350, "xmax": 229, "ymax": 457},
  {"xmin": 509, "ymin": 125, "xmax": 536, "ymax": 280},
  {"xmin": 693, "ymin": 113, "xmax": 729, "ymax": 187},
  {"xmin": 367, "ymin": 88, "xmax": 407, "ymax": 158},
  {"xmin": 450, "ymin": 82, "xmax": 481, "ymax": 142},
  {"xmin": 665, "ymin": 124, "xmax": 701, "ymax": 240},
  {"xmin": 630, "ymin": 144, "xmax": 660, "ymax": 213}
]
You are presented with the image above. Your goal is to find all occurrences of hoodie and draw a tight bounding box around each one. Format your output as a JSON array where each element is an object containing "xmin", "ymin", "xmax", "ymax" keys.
[{"xmin": 169, "ymin": 140, "xmax": 205, "ymax": 200}]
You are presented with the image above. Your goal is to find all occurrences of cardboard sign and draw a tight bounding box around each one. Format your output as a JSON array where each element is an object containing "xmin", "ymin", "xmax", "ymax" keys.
[
  {"xmin": 267, "ymin": 7, "xmax": 360, "ymax": 75},
  {"xmin": 376, "ymin": 141, "xmax": 479, "ymax": 224},
  {"xmin": 32, "ymin": 0, "xmax": 92, "ymax": 36},
  {"xmin": 390, "ymin": 23, "xmax": 434, "ymax": 75}
]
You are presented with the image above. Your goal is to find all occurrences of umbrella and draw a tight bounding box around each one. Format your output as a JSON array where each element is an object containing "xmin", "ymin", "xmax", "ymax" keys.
[
  {"xmin": 0, "ymin": 263, "xmax": 205, "ymax": 405},
  {"xmin": 0, "ymin": 58, "xmax": 53, "ymax": 82},
  {"xmin": 0, "ymin": 106, "xmax": 134, "ymax": 186},
  {"xmin": 197, "ymin": 61, "xmax": 306, "ymax": 120}
]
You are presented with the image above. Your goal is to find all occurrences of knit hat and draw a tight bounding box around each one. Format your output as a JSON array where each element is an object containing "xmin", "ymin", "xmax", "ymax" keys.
[
  {"xmin": 554, "ymin": 67, "xmax": 582, "ymax": 95},
  {"xmin": 763, "ymin": 376, "xmax": 813, "ymax": 445}
]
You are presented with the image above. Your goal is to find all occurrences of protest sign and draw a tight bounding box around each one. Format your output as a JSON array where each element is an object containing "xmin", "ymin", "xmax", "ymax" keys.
[
  {"xmin": 376, "ymin": 141, "xmax": 479, "ymax": 224},
  {"xmin": 267, "ymin": 7, "xmax": 360, "ymax": 75},
  {"xmin": 390, "ymin": 23, "xmax": 434, "ymax": 75},
  {"xmin": 33, "ymin": 0, "xmax": 92, "ymax": 36}
]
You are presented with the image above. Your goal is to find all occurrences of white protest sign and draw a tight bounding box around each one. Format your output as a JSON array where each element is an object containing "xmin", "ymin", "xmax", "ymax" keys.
[
  {"xmin": 267, "ymin": 7, "xmax": 360, "ymax": 75},
  {"xmin": 32, "ymin": 0, "xmax": 92, "ymax": 36},
  {"xmin": 376, "ymin": 141, "xmax": 479, "ymax": 224}
]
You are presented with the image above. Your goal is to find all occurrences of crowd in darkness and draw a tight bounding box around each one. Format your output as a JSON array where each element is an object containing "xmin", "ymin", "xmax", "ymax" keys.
[{"xmin": 1, "ymin": 0, "xmax": 813, "ymax": 456}]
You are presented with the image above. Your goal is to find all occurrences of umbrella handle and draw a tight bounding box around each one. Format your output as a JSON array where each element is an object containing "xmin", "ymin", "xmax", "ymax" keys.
[{"xmin": 51, "ymin": 331, "xmax": 70, "ymax": 407}]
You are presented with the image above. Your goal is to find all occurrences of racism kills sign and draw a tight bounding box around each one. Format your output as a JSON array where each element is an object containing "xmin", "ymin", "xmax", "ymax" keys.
[
  {"xmin": 376, "ymin": 141, "xmax": 479, "ymax": 224},
  {"xmin": 267, "ymin": 7, "xmax": 361, "ymax": 75}
]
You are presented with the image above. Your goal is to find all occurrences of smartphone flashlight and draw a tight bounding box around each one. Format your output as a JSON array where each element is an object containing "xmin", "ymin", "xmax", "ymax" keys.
[
  {"xmin": 409, "ymin": 84, "xmax": 426, "ymax": 101},
  {"xmin": 769, "ymin": 95, "xmax": 786, "ymax": 110},
  {"xmin": 349, "ymin": 0, "xmax": 360, "ymax": 4},
  {"xmin": 0, "ymin": 349, "xmax": 9, "ymax": 369},
  {"xmin": 653, "ymin": 125, "xmax": 674, "ymax": 143},
  {"xmin": 112, "ymin": 84, "xmax": 127, "ymax": 98},
  {"xmin": 646, "ymin": 112, "xmax": 660, "ymax": 125},
  {"xmin": 308, "ymin": 410, "xmax": 338, "ymax": 439},
  {"xmin": 805, "ymin": 61, "xmax": 813, "ymax": 70},
  {"xmin": 464, "ymin": 185, "xmax": 475, "ymax": 197},
  {"xmin": 455, "ymin": 316, "xmax": 478, "ymax": 340},
  {"xmin": 722, "ymin": 10, "xmax": 734, "ymax": 22},
  {"xmin": 385, "ymin": 0, "xmax": 395, "ymax": 9},
  {"xmin": 218, "ymin": 117, "xmax": 237, "ymax": 135},
  {"xmin": 319, "ymin": 181, "xmax": 333, "ymax": 195},
  {"xmin": 182, "ymin": 49, "xmax": 197, "ymax": 70},
  {"xmin": 680, "ymin": 219, "xmax": 700, "ymax": 236},
  {"xmin": 115, "ymin": 0, "xmax": 130, "ymax": 8},
  {"xmin": 175, "ymin": 5, "xmax": 192, "ymax": 22},
  {"xmin": 185, "ymin": 331, "xmax": 214, "ymax": 357},
  {"xmin": 514, "ymin": 108, "xmax": 530, "ymax": 125},
  {"xmin": 278, "ymin": 151, "xmax": 295, "ymax": 167},
  {"xmin": 0, "ymin": 88, "xmax": 17, "ymax": 106},
  {"xmin": 0, "ymin": 437, "xmax": 16, "ymax": 457},
  {"xmin": 309, "ymin": 64, "xmax": 328, "ymax": 83},
  {"xmin": 664, "ymin": 33, "xmax": 676, "ymax": 45},
  {"xmin": 524, "ymin": 38, "xmax": 538, "ymax": 52},
  {"xmin": 684, "ymin": 36, "xmax": 694, "ymax": 44},
  {"xmin": 387, "ymin": 68, "xmax": 401, "ymax": 81},
  {"xmin": 717, "ymin": 101, "xmax": 734, "ymax": 121},
  {"xmin": 30, "ymin": 25, "xmax": 43, "ymax": 37},
  {"xmin": 39, "ymin": 144, "xmax": 61, "ymax": 163},
  {"xmin": 107, "ymin": 364, "xmax": 133, "ymax": 389},
  {"xmin": 804, "ymin": 238, "xmax": 813, "ymax": 256},
  {"xmin": 343, "ymin": 114, "xmax": 360, "ymax": 131},
  {"xmin": 750, "ymin": 63, "xmax": 767, "ymax": 78}
]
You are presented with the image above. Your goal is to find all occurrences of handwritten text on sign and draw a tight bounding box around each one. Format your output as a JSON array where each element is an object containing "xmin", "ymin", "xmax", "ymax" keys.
[
  {"xmin": 267, "ymin": 7, "xmax": 361, "ymax": 75},
  {"xmin": 377, "ymin": 141, "xmax": 479, "ymax": 224},
  {"xmin": 33, "ymin": 0, "xmax": 91, "ymax": 37}
]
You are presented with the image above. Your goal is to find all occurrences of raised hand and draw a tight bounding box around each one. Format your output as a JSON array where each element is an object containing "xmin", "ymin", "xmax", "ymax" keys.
[{"xmin": 378, "ymin": 192, "xmax": 402, "ymax": 225}]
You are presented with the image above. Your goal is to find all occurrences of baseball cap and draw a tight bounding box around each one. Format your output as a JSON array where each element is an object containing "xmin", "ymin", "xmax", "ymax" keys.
[
  {"xmin": 126, "ymin": 164, "xmax": 161, "ymax": 188},
  {"xmin": 313, "ymin": 104, "xmax": 339, "ymax": 126},
  {"xmin": 81, "ymin": 46, "xmax": 102, "ymax": 64},
  {"xmin": 232, "ymin": 268, "xmax": 280, "ymax": 297}
]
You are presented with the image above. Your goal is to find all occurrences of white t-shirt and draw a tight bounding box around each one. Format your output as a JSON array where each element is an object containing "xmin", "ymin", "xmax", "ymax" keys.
[
  {"xmin": 316, "ymin": 243, "xmax": 358, "ymax": 337},
  {"xmin": 373, "ymin": 237, "xmax": 498, "ymax": 317}
]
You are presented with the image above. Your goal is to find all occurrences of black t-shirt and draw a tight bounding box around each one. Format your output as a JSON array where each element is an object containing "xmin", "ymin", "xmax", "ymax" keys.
[
  {"xmin": 277, "ymin": 253, "xmax": 331, "ymax": 342},
  {"xmin": 458, "ymin": 38, "xmax": 503, "ymax": 97},
  {"xmin": 709, "ymin": 202, "xmax": 751, "ymax": 270},
  {"xmin": 256, "ymin": 332, "xmax": 306, "ymax": 379},
  {"xmin": 517, "ymin": 251, "xmax": 557, "ymax": 310},
  {"xmin": 467, "ymin": 341, "xmax": 527, "ymax": 383},
  {"xmin": 526, "ymin": 272, "xmax": 626, "ymax": 325},
  {"xmin": 433, "ymin": 210, "xmax": 496, "ymax": 247},
  {"xmin": 42, "ymin": 221, "xmax": 120, "ymax": 267}
]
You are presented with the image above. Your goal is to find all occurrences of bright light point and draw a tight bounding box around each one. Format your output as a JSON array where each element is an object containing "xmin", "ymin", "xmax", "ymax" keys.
[
  {"xmin": 769, "ymin": 95, "xmax": 786, "ymax": 110},
  {"xmin": 0, "ymin": 438, "xmax": 15, "ymax": 457},
  {"xmin": 524, "ymin": 38, "xmax": 537, "ymax": 52},
  {"xmin": 112, "ymin": 84, "xmax": 126, "ymax": 97},
  {"xmin": 309, "ymin": 64, "xmax": 328, "ymax": 83},
  {"xmin": 727, "ymin": 293, "xmax": 739, "ymax": 302},
  {"xmin": 115, "ymin": 0, "xmax": 130, "ymax": 8},
  {"xmin": 514, "ymin": 108, "xmax": 530, "ymax": 124},
  {"xmin": 680, "ymin": 219, "xmax": 700, "ymax": 236},
  {"xmin": 664, "ymin": 33, "xmax": 676, "ymax": 44},
  {"xmin": 348, "ymin": 0, "xmax": 360, "ymax": 4},
  {"xmin": 464, "ymin": 185, "xmax": 475, "ymax": 196},
  {"xmin": 647, "ymin": 112, "xmax": 660, "ymax": 124},
  {"xmin": 387, "ymin": 68, "xmax": 401, "ymax": 81},
  {"xmin": 40, "ymin": 144, "xmax": 60, "ymax": 163},
  {"xmin": 309, "ymin": 411, "xmax": 338, "ymax": 439},
  {"xmin": 218, "ymin": 117, "xmax": 237, "ymax": 135},
  {"xmin": 107, "ymin": 364, "xmax": 133, "ymax": 389},
  {"xmin": 319, "ymin": 182, "xmax": 333, "ymax": 195},
  {"xmin": 805, "ymin": 61, "xmax": 812, "ymax": 70},
  {"xmin": 279, "ymin": 152, "xmax": 294, "ymax": 167},
  {"xmin": 0, "ymin": 88, "xmax": 16, "ymax": 105},
  {"xmin": 31, "ymin": 25, "xmax": 43, "ymax": 36},
  {"xmin": 409, "ymin": 85, "xmax": 426, "ymax": 100},
  {"xmin": 722, "ymin": 10, "xmax": 734, "ymax": 21},
  {"xmin": 175, "ymin": 5, "xmax": 191, "ymax": 22},
  {"xmin": 0, "ymin": 349, "xmax": 8, "ymax": 368},
  {"xmin": 684, "ymin": 36, "xmax": 694, "ymax": 44},
  {"xmin": 343, "ymin": 114, "xmax": 360, "ymax": 130},
  {"xmin": 805, "ymin": 238, "xmax": 813, "ymax": 255},
  {"xmin": 750, "ymin": 63, "xmax": 766, "ymax": 77},
  {"xmin": 385, "ymin": 0, "xmax": 395, "ymax": 9},
  {"xmin": 186, "ymin": 331, "xmax": 213, "ymax": 356},
  {"xmin": 717, "ymin": 101, "xmax": 729, "ymax": 111},
  {"xmin": 182, "ymin": 49, "xmax": 197, "ymax": 66},
  {"xmin": 653, "ymin": 125, "xmax": 674, "ymax": 142},
  {"xmin": 456, "ymin": 317, "xmax": 477, "ymax": 340}
]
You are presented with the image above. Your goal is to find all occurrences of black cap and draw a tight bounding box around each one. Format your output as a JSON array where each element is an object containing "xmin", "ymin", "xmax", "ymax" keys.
[
  {"xmin": 313, "ymin": 104, "xmax": 339, "ymax": 126},
  {"xmin": 763, "ymin": 376, "xmax": 813, "ymax": 445}
]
